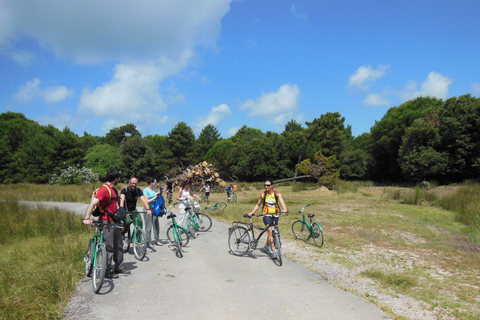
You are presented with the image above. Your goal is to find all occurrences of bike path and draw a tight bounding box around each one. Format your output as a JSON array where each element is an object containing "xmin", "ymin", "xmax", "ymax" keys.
[{"xmin": 23, "ymin": 202, "xmax": 389, "ymax": 320}]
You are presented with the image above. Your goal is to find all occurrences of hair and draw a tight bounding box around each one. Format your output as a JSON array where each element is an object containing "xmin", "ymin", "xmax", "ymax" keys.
[
  {"xmin": 105, "ymin": 169, "xmax": 121, "ymax": 182},
  {"xmin": 146, "ymin": 177, "xmax": 156, "ymax": 184},
  {"xmin": 265, "ymin": 179, "xmax": 274, "ymax": 185},
  {"xmin": 181, "ymin": 179, "xmax": 193, "ymax": 189}
]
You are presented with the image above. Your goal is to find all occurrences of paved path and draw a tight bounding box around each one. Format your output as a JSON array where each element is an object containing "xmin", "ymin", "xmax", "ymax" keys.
[{"xmin": 24, "ymin": 202, "xmax": 390, "ymax": 320}]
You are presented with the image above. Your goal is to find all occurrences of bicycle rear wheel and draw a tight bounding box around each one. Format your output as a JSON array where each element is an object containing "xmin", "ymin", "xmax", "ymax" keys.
[
  {"xmin": 215, "ymin": 202, "xmax": 227, "ymax": 210},
  {"xmin": 84, "ymin": 237, "xmax": 94, "ymax": 277},
  {"xmin": 292, "ymin": 221, "xmax": 309, "ymax": 241},
  {"xmin": 196, "ymin": 213, "xmax": 212, "ymax": 232},
  {"xmin": 133, "ymin": 227, "xmax": 147, "ymax": 261},
  {"xmin": 228, "ymin": 225, "xmax": 251, "ymax": 256},
  {"xmin": 311, "ymin": 222, "xmax": 324, "ymax": 248},
  {"xmin": 92, "ymin": 244, "xmax": 106, "ymax": 293},
  {"xmin": 274, "ymin": 230, "xmax": 282, "ymax": 266}
]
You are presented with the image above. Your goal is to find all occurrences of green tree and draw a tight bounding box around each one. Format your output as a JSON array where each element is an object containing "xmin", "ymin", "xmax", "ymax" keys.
[
  {"xmin": 104, "ymin": 123, "xmax": 141, "ymax": 147},
  {"xmin": 84, "ymin": 144, "xmax": 120, "ymax": 177},
  {"xmin": 146, "ymin": 134, "xmax": 173, "ymax": 179},
  {"xmin": 193, "ymin": 124, "xmax": 221, "ymax": 163},
  {"xmin": 119, "ymin": 135, "xmax": 156, "ymax": 181},
  {"xmin": 167, "ymin": 122, "xmax": 196, "ymax": 167},
  {"xmin": 205, "ymin": 139, "xmax": 236, "ymax": 178}
]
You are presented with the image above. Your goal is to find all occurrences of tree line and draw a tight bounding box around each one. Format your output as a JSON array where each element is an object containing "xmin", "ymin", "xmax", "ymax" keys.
[{"xmin": 1, "ymin": 94, "xmax": 479, "ymax": 185}]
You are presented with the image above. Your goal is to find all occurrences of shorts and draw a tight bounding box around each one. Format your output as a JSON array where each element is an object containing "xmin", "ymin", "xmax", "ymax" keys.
[
  {"xmin": 263, "ymin": 215, "xmax": 279, "ymax": 227},
  {"xmin": 205, "ymin": 192, "xmax": 210, "ymax": 196}
]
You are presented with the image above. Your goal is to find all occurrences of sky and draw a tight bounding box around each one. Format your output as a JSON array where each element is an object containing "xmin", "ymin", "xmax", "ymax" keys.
[{"xmin": 1, "ymin": 0, "xmax": 479, "ymax": 139}]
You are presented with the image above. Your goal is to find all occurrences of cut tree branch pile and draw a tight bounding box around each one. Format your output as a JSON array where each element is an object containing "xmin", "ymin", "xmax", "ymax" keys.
[{"xmin": 166, "ymin": 161, "xmax": 226, "ymax": 190}]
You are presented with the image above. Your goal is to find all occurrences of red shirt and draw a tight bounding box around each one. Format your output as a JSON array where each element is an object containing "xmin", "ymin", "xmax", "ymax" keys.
[{"xmin": 95, "ymin": 184, "xmax": 118, "ymax": 222}]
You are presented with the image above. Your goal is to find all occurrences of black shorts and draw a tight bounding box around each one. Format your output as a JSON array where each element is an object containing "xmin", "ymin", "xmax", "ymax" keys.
[
  {"xmin": 205, "ymin": 192, "xmax": 210, "ymax": 196},
  {"xmin": 263, "ymin": 215, "xmax": 279, "ymax": 226}
]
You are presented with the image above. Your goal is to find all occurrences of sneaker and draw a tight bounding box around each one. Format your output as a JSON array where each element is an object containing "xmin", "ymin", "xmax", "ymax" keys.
[
  {"xmin": 114, "ymin": 268, "xmax": 131, "ymax": 274},
  {"xmin": 271, "ymin": 251, "xmax": 278, "ymax": 259},
  {"xmin": 263, "ymin": 245, "xmax": 272, "ymax": 254},
  {"xmin": 106, "ymin": 272, "xmax": 119, "ymax": 279},
  {"xmin": 147, "ymin": 243, "xmax": 154, "ymax": 249},
  {"xmin": 155, "ymin": 241, "xmax": 163, "ymax": 246}
]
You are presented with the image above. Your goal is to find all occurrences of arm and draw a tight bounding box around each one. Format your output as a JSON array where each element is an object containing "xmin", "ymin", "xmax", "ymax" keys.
[
  {"xmin": 140, "ymin": 193, "xmax": 152, "ymax": 215},
  {"xmin": 188, "ymin": 188, "xmax": 201, "ymax": 201},
  {"xmin": 278, "ymin": 193, "xmax": 288, "ymax": 213},
  {"xmin": 177, "ymin": 188, "xmax": 186, "ymax": 201},
  {"xmin": 120, "ymin": 193, "xmax": 126, "ymax": 208},
  {"xmin": 83, "ymin": 197, "xmax": 100, "ymax": 225}
]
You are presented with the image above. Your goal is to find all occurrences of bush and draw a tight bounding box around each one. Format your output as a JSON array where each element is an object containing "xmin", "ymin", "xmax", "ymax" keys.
[{"xmin": 49, "ymin": 165, "xmax": 98, "ymax": 185}]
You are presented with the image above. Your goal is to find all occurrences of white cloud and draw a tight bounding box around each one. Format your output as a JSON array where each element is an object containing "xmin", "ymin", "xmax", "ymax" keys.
[
  {"xmin": 195, "ymin": 103, "xmax": 232, "ymax": 133},
  {"xmin": 471, "ymin": 83, "xmax": 480, "ymax": 95},
  {"xmin": 240, "ymin": 84, "xmax": 300, "ymax": 125},
  {"xmin": 0, "ymin": 0, "xmax": 231, "ymax": 64},
  {"xmin": 290, "ymin": 3, "xmax": 308, "ymax": 22},
  {"xmin": 364, "ymin": 93, "xmax": 390, "ymax": 106},
  {"xmin": 9, "ymin": 50, "xmax": 37, "ymax": 67},
  {"xmin": 226, "ymin": 126, "xmax": 240, "ymax": 137},
  {"xmin": 399, "ymin": 71, "xmax": 453, "ymax": 101},
  {"xmin": 348, "ymin": 65, "xmax": 389, "ymax": 91},
  {"xmin": 14, "ymin": 78, "xmax": 73, "ymax": 103}
]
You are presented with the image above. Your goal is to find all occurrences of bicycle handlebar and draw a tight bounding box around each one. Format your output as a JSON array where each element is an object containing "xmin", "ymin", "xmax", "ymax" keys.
[
  {"xmin": 298, "ymin": 204, "xmax": 311, "ymax": 213},
  {"xmin": 243, "ymin": 212, "xmax": 286, "ymax": 218},
  {"xmin": 89, "ymin": 221, "xmax": 123, "ymax": 228}
]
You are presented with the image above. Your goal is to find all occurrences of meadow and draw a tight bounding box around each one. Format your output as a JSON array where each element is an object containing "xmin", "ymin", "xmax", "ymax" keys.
[{"xmin": 0, "ymin": 181, "xmax": 479, "ymax": 319}]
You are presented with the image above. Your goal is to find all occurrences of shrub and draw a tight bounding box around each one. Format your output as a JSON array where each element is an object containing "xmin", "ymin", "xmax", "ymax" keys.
[{"xmin": 49, "ymin": 165, "xmax": 98, "ymax": 185}]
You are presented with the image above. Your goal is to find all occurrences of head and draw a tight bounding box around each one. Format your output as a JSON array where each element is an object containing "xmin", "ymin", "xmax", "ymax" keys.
[
  {"xmin": 181, "ymin": 179, "xmax": 192, "ymax": 189},
  {"xmin": 147, "ymin": 177, "xmax": 157, "ymax": 186},
  {"xmin": 105, "ymin": 169, "xmax": 121, "ymax": 184},
  {"xmin": 128, "ymin": 177, "xmax": 139, "ymax": 191},
  {"xmin": 264, "ymin": 179, "xmax": 274, "ymax": 191}
]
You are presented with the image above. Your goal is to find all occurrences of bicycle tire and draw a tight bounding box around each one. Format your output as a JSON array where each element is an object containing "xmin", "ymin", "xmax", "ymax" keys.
[
  {"xmin": 196, "ymin": 213, "xmax": 212, "ymax": 232},
  {"xmin": 233, "ymin": 193, "xmax": 237, "ymax": 202},
  {"xmin": 84, "ymin": 237, "xmax": 94, "ymax": 277},
  {"xmin": 228, "ymin": 225, "xmax": 251, "ymax": 256},
  {"xmin": 175, "ymin": 233, "xmax": 183, "ymax": 258},
  {"xmin": 133, "ymin": 227, "xmax": 147, "ymax": 261},
  {"xmin": 167, "ymin": 225, "xmax": 190, "ymax": 247},
  {"xmin": 92, "ymin": 244, "xmax": 106, "ymax": 294},
  {"xmin": 311, "ymin": 222, "xmax": 324, "ymax": 248},
  {"xmin": 122, "ymin": 229, "xmax": 130, "ymax": 253},
  {"xmin": 274, "ymin": 231, "xmax": 282, "ymax": 266},
  {"xmin": 292, "ymin": 221, "xmax": 310, "ymax": 241}
]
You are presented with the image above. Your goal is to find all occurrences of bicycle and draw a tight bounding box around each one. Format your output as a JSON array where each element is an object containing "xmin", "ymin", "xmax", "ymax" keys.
[
  {"xmin": 232, "ymin": 191, "xmax": 237, "ymax": 202},
  {"xmin": 291, "ymin": 204, "xmax": 324, "ymax": 247},
  {"xmin": 204, "ymin": 201, "xmax": 227, "ymax": 211},
  {"xmin": 84, "ymin": 221, "xmax": 122, "ymax": 293},
  {"xmin": 122, "ymin": 210, "xmax": 147, "ymax": 260},
  {"xmin": 166, "ymin": 211, "xmax": 190, "ymax": 258},
  {"xmin": 228, "ymin": 213, "xmax": 285, "ymax": 266},
  {"xmin": 186, "ymin": 201, "xmax": 213, "ymax": 238}
]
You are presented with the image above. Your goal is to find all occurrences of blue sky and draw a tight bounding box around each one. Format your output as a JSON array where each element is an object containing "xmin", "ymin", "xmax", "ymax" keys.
[{"xmin": 1, "ymin": 0, "xmax": 479, "ymax": 138}]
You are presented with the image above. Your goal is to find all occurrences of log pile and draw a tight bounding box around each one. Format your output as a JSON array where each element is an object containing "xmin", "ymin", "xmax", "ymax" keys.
[{"xmin": 166, "ymin": 161, "xmax": 226, "ymax": 190}]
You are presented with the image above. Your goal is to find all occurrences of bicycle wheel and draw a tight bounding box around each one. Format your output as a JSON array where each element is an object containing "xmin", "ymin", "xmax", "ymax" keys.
[
  {"xmin": 133, "ymin": 227, "xmax": 147, "ymax": 261},
  {"xmin": 274, "ymin": 231, "xmax": 282, "ymax": 266},
  {"xmin": 167, "ymin": 225, "xmax": 190, "ymax": 247},
  {"xmin": 196, "ymin": 213, "xmax": 212, "ymax": 232},
  {"xmin": 92, "ymin": 244, "xmax": 106, "ymax": 293},
  {"xmin": 292, "ymin": 221, "xmax": 310, "ymax": 241},
  {"xmin": 228, "ymin": 225, "xmax": 251, "ymax": 256},
  {"xmin": 233, "ymin": 193, "xmax": 237, "ymax": 202},
  {"xmin": 311, "ymin": 222, "xmax": 324, "ymax": 248},
  {"xmin": 175, "ymin": 229, "xmax": 183, "ymax": 258},
  {"xmin": 122, "ymin": 229, "xmax": 130, "ymax": 253},
  {"xmin": 215, "ymin": 202, "xmax": 227, "ymax": 210},
  {"xmin": 84, "ymin": 238, "xmax": 94, "ymax": 277}
]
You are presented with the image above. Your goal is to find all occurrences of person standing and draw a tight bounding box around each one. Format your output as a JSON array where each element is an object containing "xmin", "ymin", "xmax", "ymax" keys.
[
  {"xmin": 247, "ymin": 179, "xmax": 287, "ymax": 259},
  {"xmin": 226, "ymin": 184, "xmax": 233, "ymax": 202},
  {"xmin": 199, "ymin": 182, "xmax": 211, "ymax": 204},
  {"xmin": 166, "ymin": 179, "xmax": 173, "ymax": 204},
  {"xmin": 176, "ymin": 179, "xmax": 201, "ymax": 226},
  {"xmin": 143, "ymin": 177, "xmax": 162, "ymax": 247},
  {"xmin": 83, "ymin": 169, "xmax": 130, "ymax": 278}
]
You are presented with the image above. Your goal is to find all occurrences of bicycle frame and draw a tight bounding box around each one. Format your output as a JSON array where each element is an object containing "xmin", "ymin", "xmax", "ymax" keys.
[
  {"xmin": 232, "ymin": 214, "xmax": 279, "ymax": 249},
  {"xmin": 292, "ymin": 205, "xmax": 324, "ymax": 247}
]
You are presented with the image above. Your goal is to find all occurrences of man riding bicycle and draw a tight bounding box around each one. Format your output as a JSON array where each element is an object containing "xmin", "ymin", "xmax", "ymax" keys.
[{"xmin": 247, "ymin": 179, "xmax": 287, "ymax": 259}]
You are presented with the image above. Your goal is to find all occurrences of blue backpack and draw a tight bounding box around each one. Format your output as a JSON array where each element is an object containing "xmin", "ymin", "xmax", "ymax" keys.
[{"xmin": 153, "ymin": 187, "xmax": 166, "ymax": 217}]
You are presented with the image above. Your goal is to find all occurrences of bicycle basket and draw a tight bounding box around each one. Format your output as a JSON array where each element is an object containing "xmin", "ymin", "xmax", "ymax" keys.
[{"xmin": 193, "ymin": 201, "xmax": 201, "ymax": 213}]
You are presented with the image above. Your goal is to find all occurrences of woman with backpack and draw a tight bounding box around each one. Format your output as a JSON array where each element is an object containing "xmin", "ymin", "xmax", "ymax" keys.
[{"xmin": 143, "ymin": 177, "xmax": 162, "ymax": 247}]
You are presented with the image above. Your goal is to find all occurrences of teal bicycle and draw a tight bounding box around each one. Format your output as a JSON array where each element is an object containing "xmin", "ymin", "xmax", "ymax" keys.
[
  {"xmin": 122, "ymin": 210, "xmax": 147, "ymax": 260},
  {"xmin": 292, "ymin": 205, "xmax": 324, "ymax": 247},
  {"xmin": 84, "ymin": 221, "xmax": 122, "ymax": 293},
  {"xmin": 166, "ymin": 211, "xmax": 190, "ymax": 258},
  {"xmin": 186, "ymin": 201, "xmax": 213, "ymax": 238},
  {"xmin": 205, "ymin": 201, "xmax": 227, "ymax": 211}
]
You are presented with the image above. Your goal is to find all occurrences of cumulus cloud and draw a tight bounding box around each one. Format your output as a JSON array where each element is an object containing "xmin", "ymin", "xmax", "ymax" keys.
[
  {"xmin": 471, "ymin": 83, "xmax": 480, "ymax": 95},
  {"xmin": 14, "ymin": 78, "xmax": 73, "ymax": 104},
  {"xmin": 195, "ymin": 104, "xmax": 232, "ymax": 133},
  {"xmin": 240, "ymin": 84, "xmax": 300, "ymax": 125},
  {"xmin": 399, "ymin": 71, "xmax": 453, "ymax": 101},
  {"xmin": 348, "ymin": 65, "xmax": 389, "ymax": 91},
  {"xmin": 363, "ymin": 93, "xmax": 390, "ymax": 106},
  {"xmin": 226, "ymin": 126, "xmax": 240, "ymax": 137}
]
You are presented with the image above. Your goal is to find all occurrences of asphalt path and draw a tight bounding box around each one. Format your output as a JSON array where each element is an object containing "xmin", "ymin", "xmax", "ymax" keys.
[{"xmin": 24, "ymin": 202, "xmax": 390, "ymax": 320}]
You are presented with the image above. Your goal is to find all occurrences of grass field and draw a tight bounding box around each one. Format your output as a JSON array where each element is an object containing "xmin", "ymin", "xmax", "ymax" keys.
[{"xmin": 0, "ymin": 181, "xmax": 479, "ymax": 319}]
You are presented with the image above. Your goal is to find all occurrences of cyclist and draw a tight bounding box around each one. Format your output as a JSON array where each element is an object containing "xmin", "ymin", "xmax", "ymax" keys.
[
  {"xmin": 166, "ymin": 179, "xmax": 173, "ymax": 204},
  {"xmin": 247, "ymin": 179, "xmax": 287, "ymax": 259},
  {"xmin": 199, "ymin": 182, "xmax": 211, "ymax": 204}
]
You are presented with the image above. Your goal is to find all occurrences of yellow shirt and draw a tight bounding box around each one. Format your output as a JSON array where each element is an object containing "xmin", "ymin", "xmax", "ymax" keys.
[{"xmin": 262, "ymin": 191, "xmax": 280, "ymax": 216}]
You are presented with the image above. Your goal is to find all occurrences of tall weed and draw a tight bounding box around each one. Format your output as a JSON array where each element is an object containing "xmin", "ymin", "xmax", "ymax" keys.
[{"xmin": 437, "ymin": 181, "xmax": 480, "ymax": 228}]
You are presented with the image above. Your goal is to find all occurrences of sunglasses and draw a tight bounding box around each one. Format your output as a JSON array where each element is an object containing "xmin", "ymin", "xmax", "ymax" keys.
[{"xmin": 264, "ymin": 184, "xmax": 272, "ymax": 187}]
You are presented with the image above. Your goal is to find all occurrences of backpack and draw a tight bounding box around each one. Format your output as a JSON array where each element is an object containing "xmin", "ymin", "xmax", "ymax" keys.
[
  {"xmin": 91, "ymin": 184, "xmax": 113, "ymax": 217},
  {"xmin": 262, "ymin": 190, "xmax": 278, "ymax": 213},
  {"xmin": 153, "ymin": 187, "xmax": 166, "ymax": 217}
]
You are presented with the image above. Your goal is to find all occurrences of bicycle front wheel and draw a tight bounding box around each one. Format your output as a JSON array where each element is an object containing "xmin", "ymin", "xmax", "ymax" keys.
[
  {"xmin": 215, "ymin": 202, "xmax": 227, "ymax": 210},
  {"xmin": 175, "ymin": 233, "xmax": 183, "ymax": 258},
  {"xmin": 228, "ymin": 225, "xmax": 251, "ymax": 256},
  {"xmin": 292, "ymin": 221, "xmax": 310, "ymax": 241},
  {"xmin": 133, "ymin": 227, "xmax": 147, "ymax": 261},
  {"xmin": 167, "ymin": 225, "xmax": 190, "ymax": 247},
  {"xmin": 84, "ymin": 237, "xmax": 94, "ymax": 277},
  {"xmin": 311, "ymin": 222, "xmax": 324, "ymax": 248},
  {"xmin": 92, "ymin": 244, "xmax": 106, "ymax": 294},
  {"xmin": 274, "ymin": 231, "xmax": 282, "ymax": 266},
  {"xmin": 196, "ymin": 213, "xmax": 212, "ymax": 232}
]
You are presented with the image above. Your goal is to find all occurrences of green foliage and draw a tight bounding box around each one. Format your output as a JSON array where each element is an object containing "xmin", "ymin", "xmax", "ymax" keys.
[
  {"xmin": 104, "ymin": 123, "xmax": 141, "ymax": 147},
  {"xmin": 84, "ymin": 144, "xmax": 120, "ymax": 177},
  {"xmin": 167, "ymin": 121, "xmax": 195, "ymax": 167},
  {"xmin": 193, "ymin": 124, "xmax": 221, "ymax": 163},
  {"xmin": 205, "ymin": 138, "xmax": 236, "ymax": 177},
  {"xmin": 296, "ymin": 152, "xmax": 341, "ymax": 189},
  {"xmin": 437, "ymin": 181, "xmax": 480, "ymax": 229},
  {"xmin": 360, "ymin": 270, "xmax": 418, "ymax": 293},
  {"xmin": 119, "ymin": 135, "xmax": 156, "ymax": 181}
]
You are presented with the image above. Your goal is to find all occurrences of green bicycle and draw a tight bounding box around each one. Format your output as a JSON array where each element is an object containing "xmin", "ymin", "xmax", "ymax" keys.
[
  {"xmin": 186, "ymin": 201, "xmax": 213, "ymax": 238},
  {"xmin": 292, "ymin": 204, "xmax": 324, "ymax": 247},
  {"xmin": 204, "ymin": 201, "xmax": 227, "ymax": 211},
  {"xmin": 166, "ymin": 211, "xmax": 190, "ymax": 258},
  {"xmin": 122, "ymin": 210, "xmax": 147, "ymax": 260},
  {"xmin": 232, "ymin": 192, "xmax": 238, "ymax": 202},
  {"xmin": 84, "ymin": 221, "xmax": 122, "ymax": 293}
]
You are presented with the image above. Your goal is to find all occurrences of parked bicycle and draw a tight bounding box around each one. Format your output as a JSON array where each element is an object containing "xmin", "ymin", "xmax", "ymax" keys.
[
  {"xmin": 185, "ymin": 200, "xmax": 213, "ymax": 238},
  {"xmin": 291, "ymin": 204, "xmax": 324, "ymax": 247},
  {"xmin": 165, "ymin": 208, "xmax": 190, "ymax": 258},
  {"xmin": 84, "ymin": 221, "xmax": 122, "ymax": 293},
  {"xmin": 232, "ymin": 191, "xmax": 238, "ymax": 202},
  {"xmin": 228, "ymin": 213, "xmax": 284, "ymax": 266},
  {"xmin": 122, "ymin": 210, "xmax": 147, "ymax": 260},
  {"xmin": 205, "ymin": 201, "xmax": 227, "ymax": 211}
]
